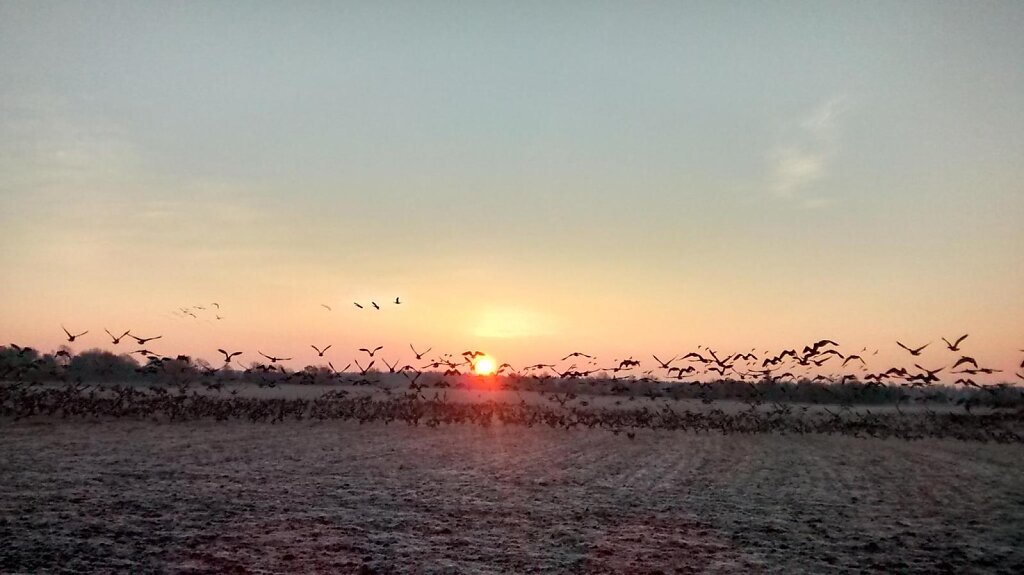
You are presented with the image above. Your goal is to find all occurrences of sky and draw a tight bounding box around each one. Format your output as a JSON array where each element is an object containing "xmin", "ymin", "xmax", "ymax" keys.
[{"xmin": 1, "ymin": 1, "xmax": 1022, "ymax": 378}]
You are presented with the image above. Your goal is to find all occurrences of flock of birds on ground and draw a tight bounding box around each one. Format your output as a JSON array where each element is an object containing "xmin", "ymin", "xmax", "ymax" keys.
[{"xmin": 1, "ymin": 309, "xmax": 1023, "ymax": 443}]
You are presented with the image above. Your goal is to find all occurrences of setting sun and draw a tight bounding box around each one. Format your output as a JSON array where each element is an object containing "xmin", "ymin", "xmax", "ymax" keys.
[{"xmin": 473, "ymin": 355, "xmax": 497, "ymax": 376}]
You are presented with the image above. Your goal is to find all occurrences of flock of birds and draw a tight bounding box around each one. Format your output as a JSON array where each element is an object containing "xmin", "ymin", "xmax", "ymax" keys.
[
  {"xmin": 1, "ymin": 323, "xmax": 1023, "ymax": 442},
  {"xmin": 1, "ymin": 378, "xmax": 1020, "ymax": 443},
  {"xmin": 50, "ymin": 325, "xmax": 1023, "ymax": 390}
]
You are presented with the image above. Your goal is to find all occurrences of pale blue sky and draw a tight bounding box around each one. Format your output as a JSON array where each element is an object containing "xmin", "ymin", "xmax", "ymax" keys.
[{"xmin": 1, "ymin": 1, "xmax": 1022, "ymax": 371}]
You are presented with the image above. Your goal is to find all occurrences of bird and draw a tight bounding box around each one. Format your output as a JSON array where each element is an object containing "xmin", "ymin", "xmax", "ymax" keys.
[
  {"xmin": 896, "ymin": 341, "xmax": 929, "ymax": 356},
  {"xmin": 354, "ymin": 359, "xmax": 375, "ymax": 375},
  {"xmin": 951, "ymin": 356, "xmax": 978, "ymax": 370},
  {"xmin": 371, "ymin": 302, "xmax": 380, "ymax": 310},
  {"xmin": 941, "ymin": 334, "xmax": 969, "ymax": 351},
  {"xmin": 8, "ymin": 343, "xmax": 33, "ymax": 357},
  {"xmin": 217, "ymin": 349, "xmax": 243, "ymax": 362},
  {"xmin": 410, "ymin": 344, "xmax": 432, "ymax": 360},
  {"xmin": 104, "ymin": 329, "xmax": 131, "ymax": 344},
  {"xmin": 321, "ymin": 304, "xmax": 332, "ymax": 311},
  {"xmin": 562, "ymin": 352, "xmax": 593, "ymax": 361},
  {"xmin": 353, "ymin": 302, "xmax": 364, "ymax": 309},
  {"xmin": 61, "ymin": 325, "xmax": 88, "ymax": 342},
  {"xmin": 328, "ymin": 361, "xmax": 351, "ymax": 374},
  {"xmin": 258, "ymin": 352, "xmax": 292, "ymax": 363},
  {"xmin": 394, "ymin": 297, "xmax": 401, "ymax": 305},
  {"xmin": 911, "ymin": 364, "xmax": 944, "ymax": 382},
  {"xmin": 359, "ymin": 346, "xmax": 384, "ymax": 357},
  {"xmin": 311, "ymin": 344, "xmax": 332, "ymax": 357},
  {"xmin": 841, "ymin": 355, "xmax": 865, "ymax": 367},
  {"xmin": 617, "ymin": 358, "xmax": 641, "ymax": 370},
  {"xmin": 652, "ymin": 355, "xmax": 677, "ymax": 369},
  {"xmin": 463, "ymin": 351, "xmax": 485, "ymax": 359}
]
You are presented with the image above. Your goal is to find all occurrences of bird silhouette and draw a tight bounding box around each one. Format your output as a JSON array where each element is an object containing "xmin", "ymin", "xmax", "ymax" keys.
[
  {"xmin": 410, "ymin": 344, "xmax": 432, "ymax": 360},
  {"xmin": 131, "ymin": 334, "xmax": 163, "ymax": 345},
  {"xmin": 951, "ymin": 356, "xmax": 978, "ymax": 370},
  {"xmin": 311, "ymin": 344, "xmax": 332, "ymax": 357},
  {"xmin": 104, "ymin": 329, "xmax": 131, "ymax": 344},
  {"xmin": 321, "ymin": 304, "xmax": 332, "ymax": 311},
  {"xmin": 217, "ymin": 349, "xmax": 243, "ymax": 362},
  {"xmin": 258, "ymin": 351, "xmax": 292, "ymax": 363},
  {"xmin": 841, "ymin": 355, "xmax": 865, "ymax": 367},
  {"xmin": 371, "ymin": 302, "xmax": 380, "ymax": 310},
  {"xmin": 359, "ymin": 346, "xmax": 384, "ymax": 357},
  {"xmin": 354, "ymin": 359, "xmax": 375, "ymax": 375},
  {"xmin": 897, "ymin": 341, "xmax": 930, "ymax": 356},
  {"xmin": 394, "ymin": 297, "xmax": 401, "ymax": 305},
  {"xmin": 652, "ymin": 355, "xmax": 677, "ymax": 369},
  {"xmin": 941, "ymin": 334, "xmax": 969, "ymax": 351},
  {"xmin": 353, "ymin": 302, "xmax": 364, "ymax": 309},
  {"xmin": 61, "ymin": 325, "xmax": 88, "ymax": 342},
  {"xmin": 562, "ymin": 352, "xmax": 594, "ymax": 361}
]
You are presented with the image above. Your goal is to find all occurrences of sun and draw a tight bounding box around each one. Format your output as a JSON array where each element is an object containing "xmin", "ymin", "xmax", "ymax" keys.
[{"xmin": 474, "ymin": 355, "xmax": 497, "ymax": 376}]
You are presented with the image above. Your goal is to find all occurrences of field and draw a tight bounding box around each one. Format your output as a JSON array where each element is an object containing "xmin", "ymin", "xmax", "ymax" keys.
[{"xmin": 3, "ymin": 416, "xmax": 1023, "ymax": 574}]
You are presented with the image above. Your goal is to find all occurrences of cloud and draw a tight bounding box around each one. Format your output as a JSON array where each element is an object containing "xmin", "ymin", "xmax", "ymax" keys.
[
  {"xmin": 800, "ymin": 96, "xmax": 848, "ymax": 135},
  {"xmin": 770, "ymin": 147, "xmax": 826, "ymax": 199},
  {"xmin": 768, "ymin": 96, "xmax": 848, "ymax": 206}
]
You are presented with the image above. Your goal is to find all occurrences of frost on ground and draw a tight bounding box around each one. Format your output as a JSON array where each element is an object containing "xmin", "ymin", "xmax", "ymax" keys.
[{"xmin": 1, "ymin": 420, "xmax": 1022, "ymax": 574}]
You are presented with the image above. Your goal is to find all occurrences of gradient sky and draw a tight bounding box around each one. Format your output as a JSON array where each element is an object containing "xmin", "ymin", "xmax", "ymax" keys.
[{"xmin": 1, "ymin": 1, "xmax": 1022, "ymax": 376}]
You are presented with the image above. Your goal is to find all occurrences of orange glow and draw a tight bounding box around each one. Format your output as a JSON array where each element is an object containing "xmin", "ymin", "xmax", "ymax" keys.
[{"xmin": 474, "ymin": 355, "xmax": 497, "ymax": 376}]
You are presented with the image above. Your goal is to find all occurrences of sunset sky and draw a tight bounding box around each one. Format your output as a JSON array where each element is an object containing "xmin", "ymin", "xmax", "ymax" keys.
[{"xmin": 1, "ymin": 2, "xmax": 1022, "ymax": 377}]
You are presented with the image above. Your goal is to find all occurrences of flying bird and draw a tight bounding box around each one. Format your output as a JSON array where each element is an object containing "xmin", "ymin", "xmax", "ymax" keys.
[
  {"xmin": 941, "ymin": 334, "xmax": 969, "ymax": 351},
  {"xmin": 394, "ymin": 297, "xmax": 401, "ymax": 305},
  {"xmin": 951, "ymin": 356, "xmax": 978, "ymax": 370},
  {"xmin": 410, "ymin": 344, "xmax": 432, "ymax": 360},
  {"xmin": 354, "ymin": 359, "xmax": 375, "ymax": 375},
  {"xmin": 371, "ymin": 301, "xmax": 380, "ymax": 310},
  {"xmin": 217, "ymin": 349, "xmax": 243, "ymax": 362},
  {"xmin": 104, "ymin": 329, "xmax": 131, "ymax": 344},
  {"xmin": 130, "ymin": 334, "xmax": 163, "ymax": 345},
  {"xmin": 258, "ymin": 351, "xmax": 292, "ymax": 363},
  {"xmin": 841, "ymin": 355, "xmax": 865, "ymax": 367},
  {"xmin": 311, "ymin": 344, "xmax": 332, "ymax": 357},
  {"xmin": 61, "ymin": 325, "xmax": 88, "ymax": 342},
  {"xmin": 353, "ymin": 302, "xmax": 364, "ymax": 309},
  {"xmin": 359, "ymin": 346, "xmax": 384, "ymax": 357},
  {"xmin": 321, "ymin": 304, "xmax": 332, "ymax": 311},
  {"xmin": 896, "ymin": 341, "xmax": 930, "ymax": 356},
  {"xmin": 652, "ymin": 355, "xmax": 677, "ymax": 369}
]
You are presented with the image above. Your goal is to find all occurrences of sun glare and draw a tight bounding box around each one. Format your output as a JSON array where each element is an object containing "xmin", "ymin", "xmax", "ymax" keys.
[{"xmin": 474, "ymin": 355, "xmax": 497, "ymax": 376}]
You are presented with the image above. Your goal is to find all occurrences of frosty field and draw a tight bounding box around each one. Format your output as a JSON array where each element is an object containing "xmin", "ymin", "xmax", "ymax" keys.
[{"xmin": 2, "ymin": 418, "xmax": 1022, "ymax": 574}]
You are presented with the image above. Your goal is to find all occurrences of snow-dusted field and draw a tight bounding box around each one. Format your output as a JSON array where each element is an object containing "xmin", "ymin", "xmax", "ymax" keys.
[{"xmin": 2, "ymin": 419, "xmax": 1022, "ymax": 574}]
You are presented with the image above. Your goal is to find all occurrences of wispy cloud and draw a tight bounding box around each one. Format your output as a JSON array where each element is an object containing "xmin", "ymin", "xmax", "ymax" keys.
[
  {"xmin": 770, "ymin": 147, "xmax": 826, "ymax": 199},
  {"xmin": 768, "ymin": 96, "xmax": 848, "ymax": 207}
]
